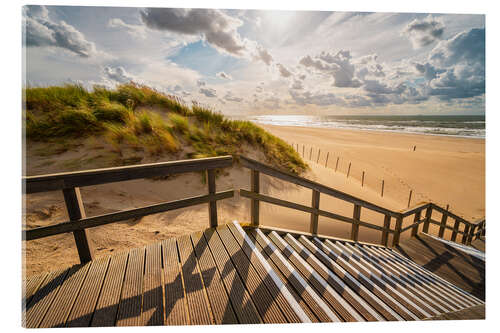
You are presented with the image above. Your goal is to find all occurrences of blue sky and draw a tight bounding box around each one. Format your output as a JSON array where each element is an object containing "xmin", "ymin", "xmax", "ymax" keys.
[{"xmin": 23, "ymin": 5, "xmax": 485, "ymax": 115}]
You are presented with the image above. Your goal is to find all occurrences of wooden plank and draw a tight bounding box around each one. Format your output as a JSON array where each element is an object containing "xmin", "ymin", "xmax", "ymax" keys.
[
  {"xmin": 271, "ymin": 232, "xmax": 365, "ymax": 322},
  {"xmin": 162, "ymin": 238, "xmax": 188, "ymax": 325},
  {"xmin": 207, "ymin": 169, "xmax": 218, "ymax": 228},
  {"xmin": 191, "ymin": 231, "xmax": 238, "ymax": 324},
  {"xmin": 401, "ymin": 218, "xmax": 426, "ymax": 234},
  {"xmin": 284, "ymin": 234, "xmax": 384, "ymax": 322},
  {"xmin": 422, "ymin": 206, "xmax": 433, "ymax": 233},
  {"xmin": 116, "ymin": 247, "xmax": 145, "ymax": 326},
  {"xmin": 217, "ymin": 226, "xmax": 288, "ymax": 324},
  {"xmin": 310, "ymin": 190, "xmax": 320, "ymax": 234},
  {"xmin": 239, "ymin": 156, "xmax": 400, "ymax": 217},
  {"xmin": 438, "ymin": 211, "xmax": 449, "ymax": 238},
  {"xmin": 91, "ymin": 252, "xmax": 128, "ymax": 327},
  {"xmin": 431, "ymin": 204, "xmax": 471, "ymax": 227},
  {"xmin": 351, "ymin": 204, "xmax": 361, "ymax": 242},
  {"xmin": 326, "ymin": 240, "xmax": 425, "ymax": 320},
  {"xmin": 203, "ymin": 228, "xmax": 262, "ymax": 324},
  {"xmin": 23, "ymin": 273, "xmax": 48, "ymax": 310},
  {"xmin": 66, "ymin": 256, "xmax": 110, "ymax": 327},
  {"xmin": 400, "ymin": 203, "xmax": 431, "ymax": 217},
  {"xmin": 462, "ymin": 224, "xmax": 470, "ymax": 244},
  {"xmin": 63, "ymin": 187, "xmax": 93, "ymax": 263},
  {"xmin": 25, "ymin": 190, "xmax": 234, "ymax": 241},
  {"xmin": 381, "ymin": 215, "xmax": 391, "ymax": 247},
  {"xmin": 39, "ymin": 263, "xmax": 91, "ymax": 327},
  {"xmin": 252, "ymin": 229, "xmax": 340, "ymax": 322},
  {"xmin": 177, "ymin": 235, "xmax": 212, "ymax": 325},
  {"xmin": 299, "ymin": 236, "xmax": 403, "ymax": 321},
  {"xmin": 392, "ymin": 216, "xmax": 403, "ymax": 247},
  {"xmin": 25, "ymin": 155, "xmax": 233, "ymax": 194},
  {"xmin": 240, "ymin": 190, "xmax": 392, "ymax": 233},
  {"xmin": 250, "ymin": 170, "xmax": 260, "ymax": 226},
  {"xmin": 411, "ymin": 211, "xmax": 422, "ymax": 237},
  {"xmin": 227, "ymin": 223, "xmax": 310, "ymax": 323},
  {"xmin": 24, "ymin": 268, "xmax": 69, "ymax": 328},
  {"xmin": 141, "ymin": 242, "xmax": 164, "ymax": 326}
]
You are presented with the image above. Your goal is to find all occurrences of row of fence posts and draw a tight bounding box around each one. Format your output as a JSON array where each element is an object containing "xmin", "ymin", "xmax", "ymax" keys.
[{"xmin": 291, "ymin": 142, "xmax": 417, "ymax": 207}]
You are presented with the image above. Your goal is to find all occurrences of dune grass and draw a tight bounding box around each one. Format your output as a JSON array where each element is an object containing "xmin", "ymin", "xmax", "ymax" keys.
[{"xmin": 24, "ymin": 83, "xmax": 307, "ymax": 174}]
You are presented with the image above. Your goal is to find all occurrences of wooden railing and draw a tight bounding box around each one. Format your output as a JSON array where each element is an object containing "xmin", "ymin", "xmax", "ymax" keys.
[
  {"xmin": 239, "ymin": 156, "xmax": 484, "ymax": 248},
  {"xmin": 22, "ymin": 156, "xmax": 234, "ymax": 264}
]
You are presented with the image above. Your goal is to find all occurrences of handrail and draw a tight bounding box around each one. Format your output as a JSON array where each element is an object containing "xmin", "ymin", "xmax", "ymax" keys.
[
  {"xmin": 239, "ymin": 155, "xmax": 484, "ymax": 247},
  {"xmin": 22, "ymin": 155, "xmax": 234, "ymax": 264}
]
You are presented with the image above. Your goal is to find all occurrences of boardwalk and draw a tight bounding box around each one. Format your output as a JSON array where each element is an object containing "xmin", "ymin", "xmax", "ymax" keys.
[{"xmin": 23, "ymin": 223, "xmax": 484, "ymax": 327}]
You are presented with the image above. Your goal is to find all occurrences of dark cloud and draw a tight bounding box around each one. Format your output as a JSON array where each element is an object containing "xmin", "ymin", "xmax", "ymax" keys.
[
  {"xmin": 199, "ymin": 87, "xmax": 217, "ymax": 97},
  {"xmin": 216, "ymin": 71, "xmax": 232, "ymax": 80},
  {"xmin": 23, "ymin": 5, "xmax": 97, "ymax": 57},
  {"xmin": 403, "ymin": 15, "xmax": 445, "ymax": 48},
  {"xmin": 103, "ymin": 66, "xmax": 135, "ymax": 83},
  {"xmin": 276, "ymin": 63, "xmax": 293, "ymax": 78}
]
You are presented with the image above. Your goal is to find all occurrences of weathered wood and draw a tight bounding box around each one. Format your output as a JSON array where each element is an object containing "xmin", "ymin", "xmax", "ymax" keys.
[
  {"xmin": 407, "ymin": 190, "xmax": 413, "ymax": 208},
  {"xmin": 207, "ymin": 169, "xmax": 218, "ymax": 227},
  {"xmin": 381, "ymin": 180, "xmax": 385, "ymax": 197},
  {"xmin": 250, "ymin": 170, "xmax": 260, "ymax": 226},
  {"xmin": 392, "ymin": 216, "xmax": 403, "ymax": 247},
  {"xmin": 317, "ymin": 149, "xmax": 321, "ymax": 163},
  {"xmin": 438, "ymin": 211, "xmax": 449, "ymax": 238},
  {"xmin": 309, "ymin": 147, "xmax": 313, "ymax": 160},
  {"xmin": 381, "ymin": 215, "xmax": 391, "ymax": 247},
  {"xmin": 25, "ymin": 190, "xmax": 234, "ymax": 241},
  {"xmin": 116, "ymin": 247, "xmax": 145, "ymax": 326},
  {"xmin": 351, "ymin": 204, "xmax": 361, "ymax": 242},
  {"xmin": 450, "ymin": 218, "xmax": 461, "ymax": 242},
  {"xmin": 239, "ymin": 156, "xmax": 400, "ymax": 217},
  {"xmin": 466, "ymin": 224, "xmax": 476, "ymax": 245},
  {"xmin": 310, "ymin": 190, "xmax": 320, "ymax": 234},
  {"xmin": 400, "ymin": 218, "xmax": 426, "ymax": 234},
  {"xmin": 335, "ymin": 157, "xmax": 339, "ymax": 172},
  {"xmin": 431, "ymin": 204, "xmax": 471, "ymax": 227},
  {"xmin": 141, "ymin": 242, "xmax": 164, "ymax": 326},
  {"xmin": 411, "ymin": 210, "xmax": 422, "ymax": 237},
  {"xmin": 401, "ymin": 203, "xmax": 431, "ymax": 217},
  {"xmin": 347, "ymin": 162, "xmax": 351, "ymax": 178},
  {"xmin": 361, "ymin": 171, "xmax": 365, "ymax": 187},
  {"xmin": 422, "ymin": 206, "xmax": 433, "ymax": 233},
  {"xmin": 24, "ymin": 155, "xmax": 233, "ymax": 194},
  {"xmin": 63, "ymin": 187, "xmax": 93, "ymax": 263},
  {"xmin": 427, "ymin": 218, "xmax": 466, "ymax": 235},
  {"xmin": 240, "ymin": 190, "xmax": 393, "ymax": 233},
  {"xmin": 325, "ymin": 152, "xmax": 329, "ymax": 167},
  {"xmin": 162, "ymin": 238, "xmax": 188, "ymax": 325}
]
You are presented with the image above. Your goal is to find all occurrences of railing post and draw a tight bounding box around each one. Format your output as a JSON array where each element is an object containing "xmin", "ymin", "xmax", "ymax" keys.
[
  {"xmin": 461, "ymin": 223, "xmax": 470, "ymax": 244},
  {"xmin": 62, "ymin": 187, "xmax": 93, "ymax": 264},
  {"xmin": 411, "ymin": 210, "xmax": 421, "ymax": 237},
  {"xmin": 250, "ymin": 170, "xmax": 260, "ymax": 226},
  {"xmin": 310, "ymin": 190, "xmax": 320, "ymax": 234},
  {"xmin": 207, "ymin": 169, "xmax": 218, "ymax": 227},
  {"xmin": 467, "ymin": 224, "xmax": 476, "ymax": 245},
  {"xmin": 438, "ymin": 210, "xmax": 448, "ymax": 238},
  {"xmin": 351, "ymin": 204, "xmax": 361, "ymax": 242},
  {"xmin": 422, "ymin": 206, "xmax": 433, "ymax": 233},
  {"xmin": 450, "ymin": 218, "xmax": 460, "ymax": 242},
  {"xmin": 381, "ymin": 214, "xmax": 391, "ymax": 246},
  {"xmin": 392, "ymin": 215, "xmax": 403, "ymax": 247}
]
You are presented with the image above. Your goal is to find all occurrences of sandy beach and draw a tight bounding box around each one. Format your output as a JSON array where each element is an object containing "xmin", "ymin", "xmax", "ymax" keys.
[{"xmin": 23, "ymin": 126, "xmax": 485, "ymax": 276}]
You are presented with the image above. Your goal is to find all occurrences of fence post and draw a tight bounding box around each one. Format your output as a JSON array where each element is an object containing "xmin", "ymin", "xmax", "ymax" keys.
[
  {"xmin": 351, "ymin": 204, "xmax": 361, "ymax": 242},
  {"xmin": 317, "ymin": 149, "xmax": 321, "ymax": 163},
  {"xmin": 450, "ymin": 218, "xmax": 460, "ymax": 242},
  {"xmin": 62, "ymin": 187, "xmax": 93, "ymax": 264},
  {"xmin": 302, "ymin": 145, "xmax": 305, "ymax": 157},
  {"xmin": 438, "ymin": 210, "xmax": 448, "ymax": 238},
  {"xmin": 362, "ymin": 171, "xmax": 365, "ymax": 187},
  {"xmin": 411, "ymin": 210, "xmax": 421, "ymax": 237},
  {"xmin": 309, "ymin": 147, "xmax": 313, "ymax": 160},
  {"xmin": 250, "ymin": 170, "xmax": 260, "ymax": 226},
  {"xmin": 381, "ymin": 214, "xmax": 391, "ymax": 246},
  {"xmin": 335, "ymin": 157, "xmax": 339, "ymax": 172},
  {"xmin": 461, "ymin": 223, "xmax": 470, "ymax": 244},
  {"xmin": 381, "ymin": 180, "xmax": 385, "ymax": 197},
  {"xmin": 347, "ymin": 162, "xmax": 351, "ymax": 178},
  {"xmin": 422, "ymin": 205, "xmax": 433, "ymax": 233},
  {"xmin": 407, "ymin": 190, "xmax": 412, "ymax": 208},
  {"xmin": 310, "ymin": 190, "xmax": 320, "ymax": 234},
  {"xmin": 207, "ymin": 169, "xmax": 218, "ymax": 228},
  {"xmin": 325, "ymin": 152, "xmax": 329, "ymax": 167},
  {"xmin": 392, "ymin": 215, "xmax": 403, "ymax": 247},
  {"xmin": 467, "ymin": 224, "xmax": 476, "ymax": 245}
]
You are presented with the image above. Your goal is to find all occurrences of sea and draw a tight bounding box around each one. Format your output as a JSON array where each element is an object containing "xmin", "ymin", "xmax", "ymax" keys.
[{"xmin": 238, "ymin": 115, "xmax": 485, "ymax": 139}]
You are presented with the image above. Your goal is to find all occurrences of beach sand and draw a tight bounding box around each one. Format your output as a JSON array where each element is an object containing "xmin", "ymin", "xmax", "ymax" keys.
[{"xmin": 23, "ymin": 126, "xmax": 485, "ymax": 276}]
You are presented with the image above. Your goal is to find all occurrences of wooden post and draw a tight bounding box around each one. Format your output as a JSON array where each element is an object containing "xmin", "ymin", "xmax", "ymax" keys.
[
  {"xmin": 317, "ymin": 149, "xmax": 321, "ymax": 163},
  {"xmin": 302, "ymin": 145, "xmax": 305, "ymax": 157},
  {"xmin": 422, "ymin": 206, "xmax": 432, "ymax": 233},
  {"xmin": 392, "ymin": 215, "xmax": 403, "ymax": 247},
  {"xmin": 250, "ymin": 170, "xmax": 260, "ymax": 226},
  {"xmin": 467, "ymin": 224, "xmax": 476, "ymax": 245},
  {"xmin": 461, "ymin": 223, "xmax": 470, "ymax": 244},
  {"xmin": 438, "ymin": 210, "xmax": 448, "ymax": 238},
  {"xmin": 207, "ymin": 169, "xmax": 218, "ymax": 227},
  {"xmin": 335, "ymin": 157, "xmax": 339, "ymax": 172},
  {"xmin": 381, "ymin": 180, "xmax": 385, "ymax": 197},
  {"xmin": 347, "ymin": 162, "xmax": 351, "ymax": 178},
  {"xmin": 62, "ymin": 187, "xmax": 93, "ymax": 264},
  {"xmin": 310, "ymin": 190, "xmax": 320, "ymax": 234},
  {"xmin": 361, "ymin": 171, "xmax": 365, "ymax": 187},
  {"xmin": 325, "ymin": 152, "xmax": 329, "ymax": 168},
  {"xmin": 381, "ymin": 214, "xmax": 391, "ymax": 246},
  {"xmin": 450, "ymin": 218, "xmax": 460, "ymax": 242},
  {"xmin": 351, "ymin": 204, "xmax": 361, "ymax": 242},
  {"xmin": 309, "ymin": 147, "xmax": 313, "ymax": 160},
  {"xmin": 411, "ymin": 210, "xmax": 422, "ymax": 237},
  {"xmin": 407, "ymin": 190, "xmax": 412, "ymax": 208}
]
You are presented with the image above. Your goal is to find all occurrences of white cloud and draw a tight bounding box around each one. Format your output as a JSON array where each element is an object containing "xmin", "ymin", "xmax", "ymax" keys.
[
  {"xmin": 108, "ymin": 18, "xmax": 147, "ymax": 39},
  {"xmin": 199, "ymin": 87, "xmax": 217, "ymax": 97},
  {"xmin": 403, "ymin": 15, "xmax": 445, "ymax": 49},
  {"xmin": 224, "ymin": 91, "xmax": 243, "ymax": 102},
  {"xmin": 102, "ymin": 66, "xmax": 136, "ymax": 83},
  {"xmin": 216, "ymin": 71, "xmax": 232, "ymax": 80}
]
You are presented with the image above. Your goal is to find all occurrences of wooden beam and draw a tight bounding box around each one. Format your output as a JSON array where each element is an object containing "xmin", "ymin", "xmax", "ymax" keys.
[
  {"xmin": 462, "ymin": 224, "xmax": 470, "ymax": 244},
  {"xmin": 438, "ymin": 211, "xmax": 449, "ymax": 238},
  {"xmin": 450, "ymin": 218, "xmax": 461, "ymax": 242},
  {"xmin": 207, "ymin": 169, "xmax": 217, "ymax": 228},
  {"xmin": 392, "ymin": 216, "xmax": 403, "ymax": 247},
  {"xmin": 351, "ymin": 204, "xmax": 361, "ymax": 242},
  {"xmin": 381, "ymin": 215, "xmax": 391, "ymax": 247},
  {"xmin": 422, "ymin": 206, "xmax": 433, "ymax": 233},
  {"xmin": 62, "ymin": 187, "xmax": 93, "ymax": 264},
  {"xmin": 411, "ymin": 210, "xmax": 422, "ymax": 237},
  {"xmin": 250, "ymin": 170, "xmax": 260, "ymax": 226},
  {"xmin": 310, "ymin": 190, "xmax": 320, "ymax": 234},
  {"xmin": 24, "ymin": 155, "xmax": 233, "ymax": 194}
]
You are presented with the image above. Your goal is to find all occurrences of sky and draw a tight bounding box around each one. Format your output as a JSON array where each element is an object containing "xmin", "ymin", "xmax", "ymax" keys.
[{"xmin": 22, "ymin": 5, "xmax": 485, "ymax": 116}]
